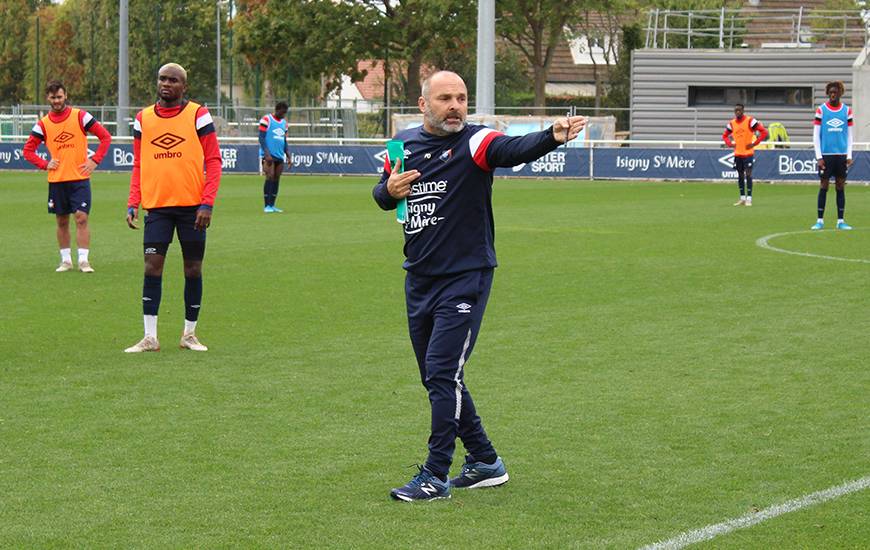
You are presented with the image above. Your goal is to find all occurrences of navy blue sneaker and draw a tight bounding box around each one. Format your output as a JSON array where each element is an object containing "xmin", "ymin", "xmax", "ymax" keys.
[
  {"xmin": 449, "ymin": 456, "xmax": 509, "ymax": 489},
  {"xmin": 390, "ymin": 466, "xmax": 451, "ymax": 502}
]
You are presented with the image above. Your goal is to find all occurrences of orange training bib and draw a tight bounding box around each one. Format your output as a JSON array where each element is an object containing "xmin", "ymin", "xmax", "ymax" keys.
[
  {"xmin": 140, "ymin": 102, "xmax": 205, "ymax": 209},
  {"xmin": 42, "ymin": 108, "xmax": 89, "ymax": 183}
]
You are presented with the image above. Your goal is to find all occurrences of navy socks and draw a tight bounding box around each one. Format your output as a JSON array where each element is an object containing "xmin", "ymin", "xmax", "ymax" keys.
[
  {"xmin": 836, "ymin": 188, "xmax": 845, "ymax": 219},
  {"xmin": 818, "ymin": 188, "xmax": 828, "ymax": 218},
  {"xmin": 143, "ymin": 275, "xmax": 162, "ymax": 315},
  {"xmin": 184, "ymin": 276, "xmax": 203, "ymax": 322}
]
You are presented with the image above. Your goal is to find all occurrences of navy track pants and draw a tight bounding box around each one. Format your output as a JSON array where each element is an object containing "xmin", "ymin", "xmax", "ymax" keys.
[{"xmin": 405, "ymin": 268, "xmax": 497, "ymax": 478}]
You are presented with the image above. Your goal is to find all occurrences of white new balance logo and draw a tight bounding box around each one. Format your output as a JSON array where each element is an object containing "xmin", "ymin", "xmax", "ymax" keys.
[
  {"xmin": 419, "ymin": 483, "xmax": 438, "ymax": 495},
  {"xmin": 456, "ymin": 303, "xmax": 472, "ymax": 314}
]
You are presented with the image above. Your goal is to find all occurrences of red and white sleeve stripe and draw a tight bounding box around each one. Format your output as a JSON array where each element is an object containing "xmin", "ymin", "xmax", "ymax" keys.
[{"xmin": 469, "ymin": 128, "xmax": 503, "ymax": 172}]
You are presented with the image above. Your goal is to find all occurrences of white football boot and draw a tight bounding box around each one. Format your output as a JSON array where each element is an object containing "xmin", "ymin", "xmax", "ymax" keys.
[
  {"xmin": 180, "ymin": 333, "xmax": 208, "ymax": 351},
  {"xmin": 124, "ymin": 336, "xmax": 160, "ymax": 353}
]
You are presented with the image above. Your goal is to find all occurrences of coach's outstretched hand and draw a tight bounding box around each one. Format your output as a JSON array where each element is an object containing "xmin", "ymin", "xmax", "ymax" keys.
[{"xmin": 553, "ymin": 115, "xmax": 588, "ymax": 144}]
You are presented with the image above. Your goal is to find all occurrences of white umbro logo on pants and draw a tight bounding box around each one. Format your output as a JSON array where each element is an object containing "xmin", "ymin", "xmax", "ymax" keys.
[{"xmin": 456, "ymin": 303, "xmax": 472, "ymax": 314}]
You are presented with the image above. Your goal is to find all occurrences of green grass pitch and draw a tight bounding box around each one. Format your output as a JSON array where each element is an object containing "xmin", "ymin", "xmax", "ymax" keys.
[{"xmin": 1, "ymin": 172, "xmax": 868, "ymax": 548}]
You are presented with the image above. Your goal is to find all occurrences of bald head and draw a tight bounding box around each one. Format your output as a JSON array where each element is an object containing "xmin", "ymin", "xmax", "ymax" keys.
[
  {"xmin": 421, "ymin": 71, "xmax": 465, "ymax": 101},
  {"xmin": 419, "ymin": 71, "xmax": 468, "ymax": 136}
]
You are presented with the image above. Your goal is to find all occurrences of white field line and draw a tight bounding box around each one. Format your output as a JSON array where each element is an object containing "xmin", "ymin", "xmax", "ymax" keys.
[
  {"xmin": 755, "ymin": 230, "xmax": 870, "ymax": 264},
  {"xmin": 639, "ymin": 476, "xmax": 870, "ymax": 550}
]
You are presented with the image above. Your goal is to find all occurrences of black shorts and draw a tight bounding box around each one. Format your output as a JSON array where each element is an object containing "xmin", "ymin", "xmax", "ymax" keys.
[
  {"xmin": 143, "ymin": 206, "xmax": 206, "ymax": 259},
  {"xmin": 734, "ymin": 156, "xmax": 754, "ymax": 172},
  {"xmin": 48, "ymin": 179, "xmax": 91, "ymax": 215},
  {"xmin": 820, "ymin": 155, "xmax": 848, "ymax": 180}
]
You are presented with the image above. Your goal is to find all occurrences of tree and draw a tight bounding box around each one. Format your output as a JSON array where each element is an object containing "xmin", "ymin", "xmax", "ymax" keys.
[
  {"xmin": 25, "ymin": 0, "xmax": 224, "ymax": 107},
  {"xmin": 233, "ymin": 0, "xmax": 368, "ymax": 104},
  {"xmin": 0, "ymin": 0, "xmax": 35, "ymax": 103},
  {"xmin": 233, "ymin": 0, "xmax": 475, "ymax": 106},
  {"xmin": 569, "ymin": 0, "xmax": 640, "ymax": 113},
  {"xmin": 604, "ymin": 22, "xmax": 641, "ymax": 129},
  {"xmin": 497, "ymin": 0, "xmax": 585, "ymax": 107},
  {"xmin": 356, "ymin": 0, "xmax": 475, "ymax": 104},
  {"xmin": 126, "ymin": 0, "xmax": 222, "ymax": 105}
]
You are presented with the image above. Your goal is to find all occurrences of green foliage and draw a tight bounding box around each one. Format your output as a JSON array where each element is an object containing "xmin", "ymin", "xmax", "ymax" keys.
[
  {"xmin": 646, "ymin": 0, "xmax": 745, "ymax": 49},
  {"xmin": 233, "ymin": 0, "xmax": 368, "ymax": 104},
  {"xmin": 233, "ymin": 0, "xmax": 477, "ymax": 106},
  {"xmin": 493, "ymin": 45, "xmax": 535, "ymax": 107},
  {"xmin": 497, "ymin": 0, "xmax": 587, "ymax": 107},
  {"xmin": 808, "ymin": 0, "xmax": 863, "ymax": 43},
  {"xmin": 126, "ymin": 1, "xmax": 222, "ymax": 105},
  {"xmin": 13, "ymin": 0, "xmax": 225, "ymax": 106},
  {"xmin": 0, "ymin": 0, "xmax": 34, "ymax": 103},
  {"xmin": 604, "ymin": 23, "xmax": 643, "ymax": 127}
]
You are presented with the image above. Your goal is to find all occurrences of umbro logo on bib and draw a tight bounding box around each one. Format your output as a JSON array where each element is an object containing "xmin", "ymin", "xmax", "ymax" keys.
[
  {"xmin": 54, "ymin": 131, "xmax": 75, "ymax": 143},
  {"xmin": 151, "ymin": 133, "xmax": 186, "ymax": 150},
  {"xmin": 827, "ymin": 118, "xmax": 844, "ymax": 128}
]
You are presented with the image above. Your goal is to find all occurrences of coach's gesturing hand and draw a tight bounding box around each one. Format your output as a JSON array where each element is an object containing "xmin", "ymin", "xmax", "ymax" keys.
[
  {"xmin": 387, "ymin": 169, "xmax": 420, "ymax": 199},
  {"xmin": 553, "ymin": 115, "xmax": 588, "ymax": 144}
]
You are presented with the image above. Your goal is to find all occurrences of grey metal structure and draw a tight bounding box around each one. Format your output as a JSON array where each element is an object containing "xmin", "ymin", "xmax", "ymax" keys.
[
  {"xmin": 117, "ymin": 0, "xmax": 129, "ymax": 137},
  {"xmin": 476, "ymin": 0, "xmax": 495, "ymax": 115},
  {"xmin": 630, "ymin": 49, "xmax": 858, "ymax": 144}
]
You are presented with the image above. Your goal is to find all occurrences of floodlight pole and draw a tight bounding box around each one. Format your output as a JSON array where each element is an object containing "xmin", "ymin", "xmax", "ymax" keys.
[
  {"xmin": 229, "ymin": 0, "xmax": 234, "ymax": 108},
  {"xmin": 35, "ymin": 9, "xmax": 40, "ymax": 102},
  {"xmin": 118, "ymin": 0, "xmax": 129, "ymax": 137},
  {"xmin": 216, "ymin": 0, "xmax": 222, "ymax": 110},
  {"xmin": 475, "ymin": 0, "xmax": 495, "ymax": 115}
]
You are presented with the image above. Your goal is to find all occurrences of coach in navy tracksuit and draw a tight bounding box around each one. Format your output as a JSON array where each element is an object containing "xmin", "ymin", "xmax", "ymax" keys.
[{"xmin": 374, "ymin": 71, "xmax": 586, "ymax": 502}]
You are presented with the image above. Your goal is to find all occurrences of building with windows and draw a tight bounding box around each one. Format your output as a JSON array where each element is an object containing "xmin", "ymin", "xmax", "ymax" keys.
[
  {"xmin": 630, "ymin": 49, "xmax": 859, "ymax": 143},
  {"xmin": 630, "ymin": 4, "xmax": 870, "ymax": 143}
]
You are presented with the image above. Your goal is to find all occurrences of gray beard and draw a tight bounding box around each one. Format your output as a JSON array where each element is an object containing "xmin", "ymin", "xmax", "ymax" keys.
[{"xmin": 424, "ymin": 109, "xmax": 465, "ymax": 136}]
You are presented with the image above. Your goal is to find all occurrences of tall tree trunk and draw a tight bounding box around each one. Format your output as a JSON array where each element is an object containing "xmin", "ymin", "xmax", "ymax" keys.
[
  {"xmin": 405, "ymin": 53, "xmax": 423, "ymax": 104},
  {"xmin": 534, "ymin": 65, "xmax": 547, "ymax": 107}
]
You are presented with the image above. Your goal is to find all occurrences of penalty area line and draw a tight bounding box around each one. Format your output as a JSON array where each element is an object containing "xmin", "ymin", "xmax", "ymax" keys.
[
  {"xmin": 756, "ymin": 230, "xmax": 870, "ymax": 264},
  {"xmin": 638, "ymin": 476, "xmax": 870, "ymax": 550}
]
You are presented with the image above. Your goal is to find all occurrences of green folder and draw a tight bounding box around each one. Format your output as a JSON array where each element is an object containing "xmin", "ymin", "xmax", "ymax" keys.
[{"xmin": 386, "ymin": 140, "xmax": 407, "ymax": 224}]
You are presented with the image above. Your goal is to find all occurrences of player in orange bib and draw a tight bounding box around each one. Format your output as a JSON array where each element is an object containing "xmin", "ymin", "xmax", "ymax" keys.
[
  {"xmin": 124, "ymin": 63, "xmax": 222, "ymax": 353},
  {"xmin": 23, "ymin": 80, "xmax": 112, "ymax": 272},
  {"xmin": 722, "ymin": 103, "xmax": 768, "ymax": 206}
]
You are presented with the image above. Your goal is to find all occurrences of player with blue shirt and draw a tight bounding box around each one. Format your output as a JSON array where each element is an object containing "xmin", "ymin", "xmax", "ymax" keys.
[
  {"xmin": 259, "ymin": 102, "xmax": 290, "ymax": 213},
  {"xmin": 811, "ymin": 81, "xmax": 853, "ymax": 231},
  {"xmin": 373, "ymin": 71, "xmax": 586, "ymax": 502}
]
